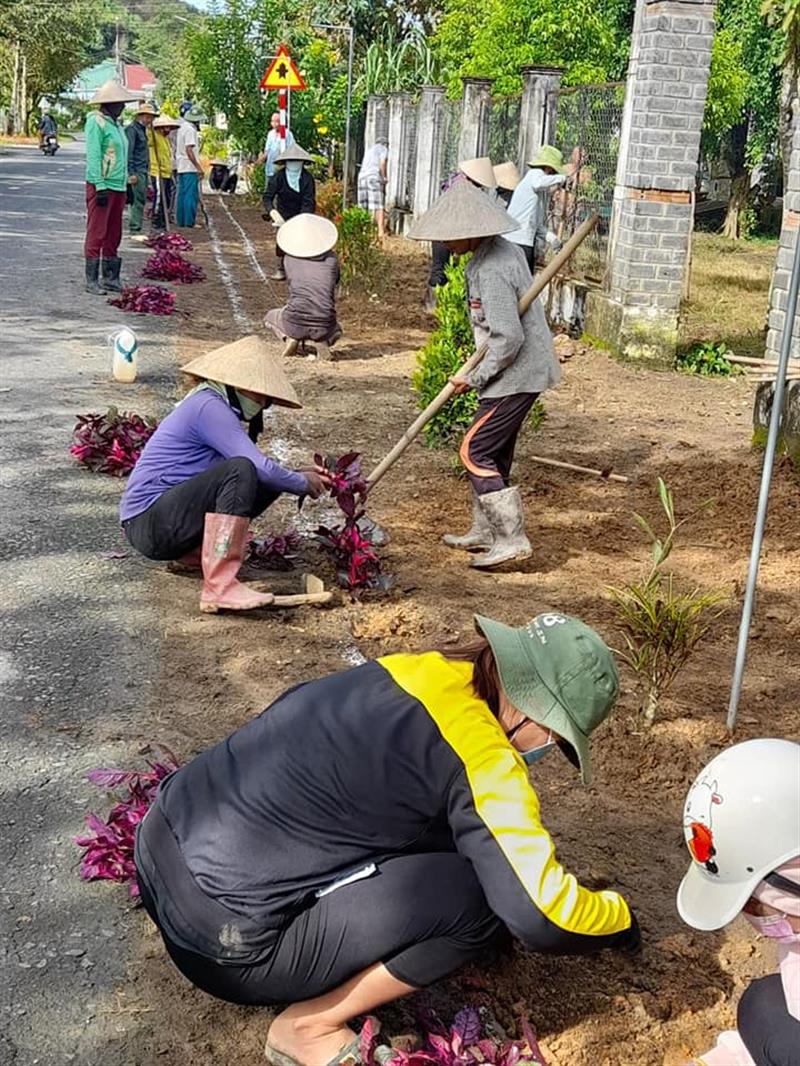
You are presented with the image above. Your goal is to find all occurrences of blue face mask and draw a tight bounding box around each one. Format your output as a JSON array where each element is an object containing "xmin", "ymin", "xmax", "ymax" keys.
[{"xmin": 521, "ymin": 732, "xmax": 556, "ymax": 767}]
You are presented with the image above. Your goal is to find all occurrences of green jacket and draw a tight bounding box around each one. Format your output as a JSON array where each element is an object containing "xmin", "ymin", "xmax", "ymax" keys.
[{"xmin": 85, "ymin": 111, "xmax": 128, "ymax": 192}]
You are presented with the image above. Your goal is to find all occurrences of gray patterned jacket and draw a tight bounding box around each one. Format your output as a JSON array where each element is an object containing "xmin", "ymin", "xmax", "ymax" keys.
[{"xmin": 465, "ymin": 237, "xmax": 561, "ymax": 400}]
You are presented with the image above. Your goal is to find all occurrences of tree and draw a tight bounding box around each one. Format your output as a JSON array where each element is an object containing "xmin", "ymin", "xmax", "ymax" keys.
[
  {"xmin": 762, "ymin": 0, "xmax": 800, "ymax": 198},
  {"xmin": 431, "ymin": 0, "xmax": 634, "ymax": 97},
  {"xmin": 701, "ymin": 0, "xmax": 782, "ymax": 238}
]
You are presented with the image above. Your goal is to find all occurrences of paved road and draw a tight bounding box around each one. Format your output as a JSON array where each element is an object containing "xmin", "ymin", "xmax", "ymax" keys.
[{"xmin": 0, "ymin": 141, "xmax": 177, "ymax": 1064}]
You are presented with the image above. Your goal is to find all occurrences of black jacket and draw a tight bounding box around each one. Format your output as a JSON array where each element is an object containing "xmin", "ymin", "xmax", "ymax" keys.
[
  {"xmin": 136, "ymin": 654, "xmax": 636, "ymax": 965},
  {"xmin": 126, "ymin": 119, "xmax": 149, "ymax": 175},
  {"xmin": 262, "ymin": 167, "xmax": 315, "ymax": 220}
]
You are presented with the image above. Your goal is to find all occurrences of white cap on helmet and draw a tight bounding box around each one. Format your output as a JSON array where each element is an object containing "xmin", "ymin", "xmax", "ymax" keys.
[{"xmin": 677, "ymin": 738, "xmax": 800, "ymax": 931}]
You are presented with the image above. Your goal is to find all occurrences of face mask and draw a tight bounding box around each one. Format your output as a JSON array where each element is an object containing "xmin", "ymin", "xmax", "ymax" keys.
[
  {"xmin": 522, "ymin": 737, "xmax": 556, "ymax": 767},
  {"xmin": 744, "ymin": 912, "xmax": 800, "ymax": 942},
  {"xmin": 235, "ymin": 390, "xmax": 263, "ymax": 422},
  {"xmin": 104, "ymin": 103, "xmax": 125, "ymax": 121},
  {"xmin": 285, "ymin": 160, "xmax": 303, "ymax": 192}
]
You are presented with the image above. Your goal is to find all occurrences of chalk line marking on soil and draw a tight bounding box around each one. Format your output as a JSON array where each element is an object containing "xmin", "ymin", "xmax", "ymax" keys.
[
  {"xmin": 205, "ymin": 206, "xmax": 250, "ymax": 332},
  {"xmin": 340, "ymin": 644, "xmax": 367, "ymax": 667},
  {"xmin": 215, "ymin": 195, "xmax": 284, "ymax": 303}
]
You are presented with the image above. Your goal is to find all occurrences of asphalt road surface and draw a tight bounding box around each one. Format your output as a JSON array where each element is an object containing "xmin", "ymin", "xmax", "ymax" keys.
[{"xmin": 0, "ymin": 140, "xmax": 178, "ymax": 1065}]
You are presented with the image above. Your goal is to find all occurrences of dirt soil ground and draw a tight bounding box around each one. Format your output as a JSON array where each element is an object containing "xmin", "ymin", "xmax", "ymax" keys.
[{"xmin": 112, "ymin": 200, "xmax": 798, "ymax": 1066}]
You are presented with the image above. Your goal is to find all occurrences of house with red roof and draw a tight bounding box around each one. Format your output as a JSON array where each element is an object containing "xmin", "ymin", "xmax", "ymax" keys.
[{"xmin": 124, "ymin": 64, "xmax": 158, "ymax": 96}]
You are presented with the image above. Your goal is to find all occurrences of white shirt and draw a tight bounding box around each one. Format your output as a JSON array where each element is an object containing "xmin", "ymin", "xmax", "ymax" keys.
[
  {"xmin": 264, "ymin": 128, "xmax": 295, "ymax": 178},
  {"xmin": 359, "ymin": 143, "xmax": 388, "ymax": 182},
  {"xmin": 503, "ymin": 169, "xmax": 566, "ymax": 247},
  {"xmin": 176, "ymin": 119, "xmax": 199, "ymax": 174}
]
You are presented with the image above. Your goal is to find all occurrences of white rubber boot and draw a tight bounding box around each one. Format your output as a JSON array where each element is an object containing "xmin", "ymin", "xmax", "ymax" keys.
[
  {"xmin": 470, "ymin": 487, "xmax": 532, "ymax": 569},
  {"xmin": 442, "ymin": 487, "xmax": 493, "ymax": 551}
]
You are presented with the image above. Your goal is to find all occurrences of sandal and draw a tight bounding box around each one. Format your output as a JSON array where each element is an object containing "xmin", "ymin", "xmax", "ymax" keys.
[{"xmin": 264, "ymin": 1035, "xmax": 362, "ymax": 1066}]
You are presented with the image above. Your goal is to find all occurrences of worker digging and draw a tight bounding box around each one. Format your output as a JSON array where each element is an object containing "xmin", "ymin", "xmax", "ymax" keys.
[
  {"xmin": 408, "ymin": 179, "xmax": 561, "ymax": 569},
  {"xmin": 119, "ymin": 335, "xmax": 331, "ymax": 613}
]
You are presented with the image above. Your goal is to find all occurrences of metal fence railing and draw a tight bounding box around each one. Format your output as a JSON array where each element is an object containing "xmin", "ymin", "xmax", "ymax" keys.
[
  {"xmin": 439, "ymin": 97, "xmax": 462, "ymax": 186},
  {"xmin": 487, "ymin": 96, "xmax": 521, "ymax": 166},
  {"xmin": 547, "ymin": 82, "xmax": 625, "ymax": 282}
]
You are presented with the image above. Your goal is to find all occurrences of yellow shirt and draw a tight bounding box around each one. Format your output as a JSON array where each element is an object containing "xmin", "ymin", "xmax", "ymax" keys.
[{"xmin": 148, "ymin": 128, "xmax": 173, "ymax": 179}]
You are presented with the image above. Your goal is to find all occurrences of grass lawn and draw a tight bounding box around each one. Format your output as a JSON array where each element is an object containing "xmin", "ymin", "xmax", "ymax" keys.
[{"xmin": 679, "ymin": 232, "xmax": 777, "ymax": 360}]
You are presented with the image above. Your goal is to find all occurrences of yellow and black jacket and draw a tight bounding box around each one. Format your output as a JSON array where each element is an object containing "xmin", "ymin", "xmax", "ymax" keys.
[{"xmin": 138, "ymin": 653, "xmax": 635, "ymax": 963}]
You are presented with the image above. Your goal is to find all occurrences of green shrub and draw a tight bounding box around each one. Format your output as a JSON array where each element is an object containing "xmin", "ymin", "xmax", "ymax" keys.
[
  {"xmin": 316, "ymin": 180, "xmax": 344, "ymax": 221},
  {"xmin": 608, "ymin": 479, "xmax": 725, "ymax": 724},
  {"xmin": 412, "ymin": 256, "xmax": 546, "ymax": 449},
  {"xmin": 337, "ymin": 206, "xmax": 387, "ymax": 291},
  {"xmin": 676, "ymin": 341, "xmax": 742, "ymax": 377}
]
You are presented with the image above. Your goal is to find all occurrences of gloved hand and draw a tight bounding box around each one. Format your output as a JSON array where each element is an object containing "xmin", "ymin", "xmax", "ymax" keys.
[{"xmin": 95, "ymin": 188, "xmax": 109, "ymax": 208}]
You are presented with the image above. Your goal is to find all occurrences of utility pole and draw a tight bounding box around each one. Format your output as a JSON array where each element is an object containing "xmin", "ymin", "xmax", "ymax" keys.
[{"xmin": 115, "ymin": 22, "xmax": 123, "ymax": 84}]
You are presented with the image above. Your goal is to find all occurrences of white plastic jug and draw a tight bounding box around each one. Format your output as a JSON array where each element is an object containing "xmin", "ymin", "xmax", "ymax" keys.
[{"xmin": 110, "ymin": 327, "xmax": 139, "ymax": 383}]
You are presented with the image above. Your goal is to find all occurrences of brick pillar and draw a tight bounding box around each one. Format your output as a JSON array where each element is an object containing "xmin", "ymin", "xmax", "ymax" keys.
[
  {"xmin": 386, "ymin": 91, "xmax": 412, "ymax": 228},
  {"xmin": 364, "ymin": 94, "xmax": 388, "ymax": 152},
  {"xmin": 457, "ymin": 77, "xmax": 493, "ymax": 162},
  {"xmin": 517, "ymin": 66, "xmax": 563, "ymax": 171},
  {"xmin": 585, "ymin": 0, "xmax": 716, "ymax": 369},
  {"xmin": 761, "ymin": 109, "xmax": 800, "ymax": 466},
  {"xmin": 413, "ymin": 86, "xmax": 446, "ymax": 217}
]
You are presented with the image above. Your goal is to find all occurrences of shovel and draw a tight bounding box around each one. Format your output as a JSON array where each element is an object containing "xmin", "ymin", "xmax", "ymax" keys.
[{"xmin": 266, "ymin": 573, "xmax": 333, "ymax": 609}]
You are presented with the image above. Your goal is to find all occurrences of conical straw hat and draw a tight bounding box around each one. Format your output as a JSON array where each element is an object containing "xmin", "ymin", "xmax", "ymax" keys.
[
  {"xmin": 408, "ymin": 180, "xmax": 518, "ymax": 242},
  {"xmin": 180, "ymin": 336, "xmax": 302, "ymax": 409},
  {"xmin": 493, "ymin": 161, "xmax": 521, "ymax": 191},
  {"xmin": 91, "ymin": 80, "xmax": 138, "ymax": 105},
  {"xmin": 277, "ymin": 213, "xmax": 338, "ymax": 258},
  {"xmin": 134, "ymin": 101, "xmax": 157, "ymax": 116},
  {"xmin": 459, "ymin": 156, "xmax": 496, "ymax": 188},
  {"xmin": 153, "ymin": 114, "xmax": 180, "ymax": 129},
  {"xmin": 276, "ymin": 143, "xmax": 314, "ymax": 165}
]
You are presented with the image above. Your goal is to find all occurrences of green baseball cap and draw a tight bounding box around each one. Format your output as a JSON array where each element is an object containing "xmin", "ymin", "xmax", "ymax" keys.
[
  {"xmin": 474, "ymin": 612, "xmax": 619, "ymax": 785},
  {"xmin": 527, "ymin": 145, "xmax": 567, "ymax": 173}
]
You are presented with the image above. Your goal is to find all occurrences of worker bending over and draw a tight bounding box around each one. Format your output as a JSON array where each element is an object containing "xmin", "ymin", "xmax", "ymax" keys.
[{"xmin": 135, "ymin": 611, "xmax": 639, "ymax": 1066}]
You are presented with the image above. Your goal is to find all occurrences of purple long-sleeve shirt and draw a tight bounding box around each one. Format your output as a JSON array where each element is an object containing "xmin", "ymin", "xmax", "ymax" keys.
[{"xmin": 120, "ymin": 389, "xmax": 307, "ymax": 522}]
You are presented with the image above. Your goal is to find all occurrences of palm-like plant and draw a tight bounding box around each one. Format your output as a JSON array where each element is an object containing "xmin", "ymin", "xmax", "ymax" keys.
[{"xmin": 356, "ymin": 28, "xmax": 440, "ymax": 96}]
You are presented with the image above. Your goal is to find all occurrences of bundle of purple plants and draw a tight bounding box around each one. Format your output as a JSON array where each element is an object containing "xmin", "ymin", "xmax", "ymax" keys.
[
  {"xmin": 75, "ymin": 752, "xmax": 180, "ymax": 898},
  {"xmin": 246, "ymin": 528, "xmax": 302, "ymax": 570},
  {"xmin": 142, "ymin": 249, "xmax": 205, "ymax": 284},
  {"xmin": 146, "ymin": 232, "xmax": 193, "ymax": 252},
  {"xmin": 315, "ymin": 452, "xmax": 391, "ymax": 593},
  {"xmin": 108, "ymin": 284, "xmax": 177, "ymax": 315},
  {"xmin": 71, "ymin": 407, "xmax": 158, "ymax": 476},
  {"xmin": 359, "ymin": 1008, "xmax": 547, "ymax": 1066}
]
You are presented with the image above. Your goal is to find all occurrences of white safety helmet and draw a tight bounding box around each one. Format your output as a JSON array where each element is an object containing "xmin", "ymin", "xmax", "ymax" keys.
[{"xmin": 677, "ymin": 738, "xmax": 800, "ymax": 931}]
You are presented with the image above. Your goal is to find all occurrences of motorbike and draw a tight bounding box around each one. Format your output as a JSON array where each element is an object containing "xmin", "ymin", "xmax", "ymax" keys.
[{"xmin": 40, "ymin": 134, "xmax": 59, "ymax": 156}]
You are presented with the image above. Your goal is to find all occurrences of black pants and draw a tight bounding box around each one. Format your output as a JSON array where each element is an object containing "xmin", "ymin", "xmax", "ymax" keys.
[
  {"xmin": 123, "ymin": 457, "xmax": 277, "ymax": 561},
  {"xmin": 460, "ymin": 393, "xmax": 539, "ymax": 495},
  {"xmin": 738, "ymin": 974, "xmax": 800, "ymax": 1066},
  {"xmin": 138, "ymin": 852, "xmax": 501, "ymax": 1006},
  {"xmin": 429, "ymin": 241, "xmax": 451, "ymax": 289}
]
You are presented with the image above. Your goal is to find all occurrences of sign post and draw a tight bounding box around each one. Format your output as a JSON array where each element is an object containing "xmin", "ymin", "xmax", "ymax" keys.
[{"xmin": 260, "ymin": 45, "xmax": 306, "ymax": 153}]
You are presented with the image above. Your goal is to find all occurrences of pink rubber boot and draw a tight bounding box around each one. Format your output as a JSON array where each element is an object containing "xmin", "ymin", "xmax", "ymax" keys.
[{"xmin": 199, "ymin": 513, "xmax": 275, "ymax": 613}]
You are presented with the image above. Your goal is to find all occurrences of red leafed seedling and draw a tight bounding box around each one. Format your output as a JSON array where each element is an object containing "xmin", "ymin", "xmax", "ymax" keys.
[
  {"xmin": 314, "ymin": 452, "xmax": 391, "ymax": 594},
  {"xmin": 75, "ymin": 750, "xmax": 180, "ymax": 897},
  {"xmin": 70, "ymin": 407, "xmax": 158, "ymax": 476},
  {"xmin": 146, "ymin": 232, "xmax": 193, "ymax": 252},
  {"xmin": 358, "ymin": 1008, "xmax": 547, "ymax": 1066},
  {"xmin": 246, "ymin": 529, "xmax": 302, "ymax": 570},
  {"xmin": 108, "ymin": 285, "xmax": 177, "ymax": 315},
  {"xmin": 142, "ymin": 250, "xmax": 205, "ymax": 284}
]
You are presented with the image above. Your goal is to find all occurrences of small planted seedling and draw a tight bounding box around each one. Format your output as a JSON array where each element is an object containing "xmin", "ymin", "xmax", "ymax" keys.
[
  {"xmin": 608, "ymin": 478, "xmax": 725, "ymax": 724},
  {"xmin": 247, "ymin": 529, "xmax": 301, "ymax": 570},
  {"xmin": 315, "ymin": 452, "xmax": 392, "ymax": 594}
]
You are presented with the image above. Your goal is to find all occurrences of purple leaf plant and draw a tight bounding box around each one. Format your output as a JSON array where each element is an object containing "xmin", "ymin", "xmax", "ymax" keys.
[
  {"xmin": 70, "ymin": 408, "xmax": 158, "ymax": 476},
  {"xmin": 108, "ymin": 285, "xmax": 177, "ymax": 315},
  {"xmin": 75, "ymin": 751, "xmax": 180, "ymax": 898}
]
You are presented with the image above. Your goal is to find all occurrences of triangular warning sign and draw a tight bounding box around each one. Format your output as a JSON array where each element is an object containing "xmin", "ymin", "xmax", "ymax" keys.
[{"xmin": 260, "ymin": 45, "xmax": 306, "ymax": 91}]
